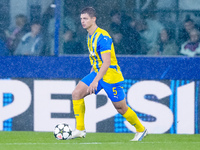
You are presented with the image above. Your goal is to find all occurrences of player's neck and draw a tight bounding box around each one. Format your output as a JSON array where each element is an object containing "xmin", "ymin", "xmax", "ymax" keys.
[{"xmin": 87, "ymin": 24, "xmax": 98, "ymax": 35}]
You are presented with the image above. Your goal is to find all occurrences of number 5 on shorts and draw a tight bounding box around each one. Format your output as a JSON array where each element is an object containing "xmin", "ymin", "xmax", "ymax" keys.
[{"xmin": 112, "ymin": 87, "xmax": 117, "ymax": 95}]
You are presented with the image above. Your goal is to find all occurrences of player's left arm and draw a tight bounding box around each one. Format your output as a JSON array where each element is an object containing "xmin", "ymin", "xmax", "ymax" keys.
[{"xmin": 87, "ymin": 52, "xmax": 111, "ymax": 94}]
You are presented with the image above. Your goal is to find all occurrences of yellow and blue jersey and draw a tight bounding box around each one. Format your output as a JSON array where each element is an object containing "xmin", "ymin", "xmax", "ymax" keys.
[{"xmin": 87, "ymin": 27, "xmax": 124, "ymax": 84}]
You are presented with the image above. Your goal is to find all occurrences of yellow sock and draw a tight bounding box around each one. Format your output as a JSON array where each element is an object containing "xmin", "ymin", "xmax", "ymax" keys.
[
  {"xmin": 73, "ymin": 99, "xmax": 85, "ymax": 130},
  {"xmin": 123, "ymin": 107, "xmax": 145, "ymax": 132}
]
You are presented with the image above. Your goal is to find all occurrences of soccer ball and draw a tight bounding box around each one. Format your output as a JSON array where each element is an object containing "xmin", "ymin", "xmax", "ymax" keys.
[{"xmin": 54, "ymin": 123, "xmax": 72, "ymax": 140}]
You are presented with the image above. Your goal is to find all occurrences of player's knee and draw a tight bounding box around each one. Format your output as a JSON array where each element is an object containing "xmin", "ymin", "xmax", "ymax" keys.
[
  {"xmin": 72, "ymin": 89, "xmax": 81, "ymax": 100},
  {"xmin": 114, "ymin": 104, "xmax": 128, "ymax": 115},
  {"xmin": 116, "ymin": 108, "xmax": 123, "ymax": 115},
  {"xmin": 113, "ymin": 105, "xmax": 122, "ymax": 114}
]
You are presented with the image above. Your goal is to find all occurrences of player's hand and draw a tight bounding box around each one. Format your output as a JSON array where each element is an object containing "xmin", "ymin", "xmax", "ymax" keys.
[{"xmin": 87, "ymin": 80, "xmax": 98, "ymax": 94}]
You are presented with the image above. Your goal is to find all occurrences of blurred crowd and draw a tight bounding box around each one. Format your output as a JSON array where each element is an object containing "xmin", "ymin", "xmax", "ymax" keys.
[
  {"xmin": 0, "ymin": 1, "xmax": 200, "ymax": 57},
  {"xmin": 0, "ymin": 4, "xmax": 84, "ymax": 56},
  {"xmin": 109, "ymin": 10, "xmax": 200, "ymax": 57},
  {"xmin": 0, "ymin": 14, "xmax": 44, "ymax": 56}
]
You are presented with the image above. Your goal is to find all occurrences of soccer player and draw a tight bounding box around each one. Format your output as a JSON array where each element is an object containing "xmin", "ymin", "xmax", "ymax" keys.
[{"xmin": 70, "ymin": 7, "xmax": 147, "ymax": 141}]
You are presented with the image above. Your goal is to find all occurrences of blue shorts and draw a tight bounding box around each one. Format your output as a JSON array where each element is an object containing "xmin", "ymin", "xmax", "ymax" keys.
[{"xmin": 81, "ymin": 71, "xmax": 125, "ymax": 102}]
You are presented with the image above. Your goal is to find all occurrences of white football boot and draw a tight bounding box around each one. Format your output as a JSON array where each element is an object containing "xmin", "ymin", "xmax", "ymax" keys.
[
  {"xmin": 68, "ymin": 129, "xmax": 86, "ymax": 139},
  {"xmin": 131, "ymin": 128, "xmax": 148, "ymax": 141}
]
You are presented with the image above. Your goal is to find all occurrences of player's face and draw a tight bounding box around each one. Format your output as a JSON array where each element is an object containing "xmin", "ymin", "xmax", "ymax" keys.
[{"xmin": 80, "ymin": 13, "xmax": 96, "ymax": 29}]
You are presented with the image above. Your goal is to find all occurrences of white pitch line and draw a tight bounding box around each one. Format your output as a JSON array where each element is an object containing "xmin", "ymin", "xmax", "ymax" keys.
[
  {"xmin": 0, "ymin": 142, "xmax": 124, "ymax": 145},
  {"xmin": 1, "ymin": 141, "xmax": 200, "ymax": 145},
  {"xmin": 0, "ymin": 142, "xmax": 102, "ymax": 145}
]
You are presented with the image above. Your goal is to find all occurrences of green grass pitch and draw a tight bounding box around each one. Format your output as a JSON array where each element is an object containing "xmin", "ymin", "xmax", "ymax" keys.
[{"xmin": 0, "ymin": 132, "xmax": 200, "ymax": 150}]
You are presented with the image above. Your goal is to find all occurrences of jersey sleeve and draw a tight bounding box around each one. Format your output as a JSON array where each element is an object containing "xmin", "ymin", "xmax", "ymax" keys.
[{"xmin": 97, "ymin": 34, "xmax": 112, "ymax": 54}]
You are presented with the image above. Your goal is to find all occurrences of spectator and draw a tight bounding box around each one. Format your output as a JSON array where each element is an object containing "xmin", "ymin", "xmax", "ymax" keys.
[
  {"xmin": 109, "ymin": 10, "xmax": 141, "ymax": 54},
  {"xmin": 147, "ymin": 28, "xmax": 178, "ymax": 56},
  {"xmin": 47, "ymin": 15, "xmax": 76, "ymax": 55},
  {"xmin": 63, "ymin": 29, "xmax": 83, "ymax": 54},
  {"xmin": 112, "ymin": 32, "xmax": 123, "ymax": 54},
  {"xmin": 41, "ymin": 3, "xmax": 55, "ymax": 56},
  {"xmin": 180, "ymin": 28, "xmax": 200, "ymax": 57},
  {"xmin": 7, "ymin": 14, "xmax": 30, "ymax": 55},
  {"xmin": 110, "ymin": 10, "xmax": 122, "ymax": 34},
  {"xmin": 120, "ymin": 15, "xmax": 141, "ymax": 55},
  {"xmin": 14, "ymin": 20, "xmax": 43, "ymax": 56},
  {"xmin": 63, "ymin": 12, "xmax": 76, "ymax": 33},
  {"xmin": 135, "ymin": 19, "xmax": 149, "ymax": 54},
  {"xmin": 178, "ymin": 17, "xmax": 200, "ymax": 46},
  {"xmin": 0, "ymin": 28, "xmax": 9, "ymax": 56},
  {"xmin": 138, "ymin": 11, "xmax": 164, "ymax": 53},
  {"xmin": 109, "ymin": 10, "xmax": 124, "ymax": 54}
]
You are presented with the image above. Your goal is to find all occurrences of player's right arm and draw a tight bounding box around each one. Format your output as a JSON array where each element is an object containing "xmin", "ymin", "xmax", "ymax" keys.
[{"xmin": 87, "ymin": 52, "xmax": 111, "ymax": 94}]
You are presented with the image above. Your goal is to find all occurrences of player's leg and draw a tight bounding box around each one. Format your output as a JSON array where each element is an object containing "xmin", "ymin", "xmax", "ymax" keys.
[
  {"xmin": 72, "ymin": 81, "xmax": 90, "ymax": 132},
  {"xmin": 103, "ymin": 80, "xmax": 147, "ymax": 141},
  {"xmin": 112, "ymin": 99, "xmax": 147, "ymax": 141},
  {"xmin": 72, "ymin": 81, "xmax": 90, "ymax": 100},
  {"xmin": 112, "ymin": 99, "xmax": 145, "ymax": 132},
  {"xmin": 70, "ymin": 71, "xmax": 101, "ymax": 139}
]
